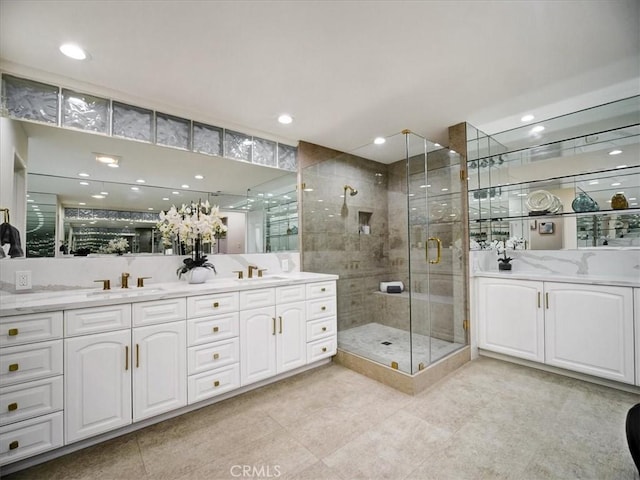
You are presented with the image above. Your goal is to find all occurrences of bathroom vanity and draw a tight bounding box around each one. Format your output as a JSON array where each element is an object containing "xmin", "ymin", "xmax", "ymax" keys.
[{"xmin": 0, "ymin": 272, "xmax": 337, "ymax": 469}]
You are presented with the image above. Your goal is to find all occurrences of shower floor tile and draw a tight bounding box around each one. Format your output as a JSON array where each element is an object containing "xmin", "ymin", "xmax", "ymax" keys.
[{"xmin": 338, "ymin": 322, "xmax": 464, "ymax": 373}]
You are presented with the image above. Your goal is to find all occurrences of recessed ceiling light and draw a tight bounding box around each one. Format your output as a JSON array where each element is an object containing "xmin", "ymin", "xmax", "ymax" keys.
[
  {"xmin": 434, "ymin": 143, "xmax": 441, "ymax": 147},
  {"xmin": 100, "ymin": 191, "xmax": 109, "ymax": 195},
  {"xmin": 609, "ymin": 149, "xmax": 623, "ymax": 155},
  {"xmin": 629, "ymin": 197, "xmax": 637, "ymax": 201},
  {"xmin": 194, "ymin": 174, "xmax": 204, "ymax": 180},
  {"xmin": 181, "ymin": 184, "xmax": 190, "ymax": 189},
  {"xmin": 521, "ymin": 114, "xmax": 535, "ymax": 122},
  {"xmin": 303, "ymin": 187, "xmax": 314, "ymax": 192},
  {"xmin": 27, "ymin": 199, "xmax": 34, "ymax": 203},
  {"xmin": 419, "ymin": 185, "xmax": 427, "ymax": 188},
  {"xmin": 79, "ymin": 202, "xmax": 86, "ymax": 206},
  {"xmin": 59, "ymin": 43, "xmax": 88, "ymax": 60},
  {"xmin": 91, "ymin": 194, "xmax": 105, "ymax": 199},
  {"xmin": 79, "ymin": 181, "xmax": 89, "ymax": 186},
  {"xmin": 172, "ymin": 191, "xmax": 180, "ymax": 195},
  {"xmin": 136, "ymin": 179, "xmax": 146, "ymax": 184},
  {"xmin": 441, "ymin": 188, "xmax": 449, "ymax": 191},
  {"xmin": 374, "ymin": 137, "xmax": 386, "ymax": 145},
  {"xmin": 107, "ymin": 163, "xmax": 119, "ymax": 168},
  {"xmin": 162, "ymin": 197, "xmax": 169, "ymax": 201},
  {"xmin": 449, "ymin": 150, "xmax": 456, "ymax": 154},
  {"xmin": 632, "ymin": 202, "xmax": 638, "ymax": 206},
  {"xmin": 95, "ymin": 154, "xmax": 119, "ymax": 165},
  {"xmin": 588, "ymin": 180, "xmax": 599, "ymax": 185},
  {"xmin": 615, "ymin": 165, "xmax": 627, "ymax": 169},
  {"xmin": 611, "ymin": 182, "xmax": 621, "ymax": 186},
  {"xmin": 78, "ymin": 172, "xmax": 90, "ymax": 177},
  {"xmin": 278, "ymin": 114, "xmax": 293, "ymax": 124},
  {"xmin": 147, "ymin": 207, "xmax": 154, "ymax": 211},
  {"xmin": 531, "ymin": 125, "xmax": 545, "ymax": 133}
]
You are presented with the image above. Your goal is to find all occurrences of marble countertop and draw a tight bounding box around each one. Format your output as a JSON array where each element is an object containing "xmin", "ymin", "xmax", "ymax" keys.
[
  {"xmin": 0, "ymin": 272, "xmax": 339, "ymax": 317},
  {"xmin": 472, "ymin": 271, "xmax": 640, "ymax": 288}
]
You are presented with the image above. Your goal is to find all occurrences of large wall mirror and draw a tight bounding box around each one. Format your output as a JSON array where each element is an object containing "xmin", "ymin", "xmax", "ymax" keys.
[{"xmin": 14, "ymin": 120, "xmax": 298, "ymax": 257}]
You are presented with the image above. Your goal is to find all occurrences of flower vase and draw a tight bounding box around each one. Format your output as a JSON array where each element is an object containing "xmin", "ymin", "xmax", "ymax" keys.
[
  {"xmin": 498, "ymin": 262, "xmax": 512, "ymax": 271},
  {"xmin": 188, "ymin": 267, "xmax": 209, "ymax": 284}
]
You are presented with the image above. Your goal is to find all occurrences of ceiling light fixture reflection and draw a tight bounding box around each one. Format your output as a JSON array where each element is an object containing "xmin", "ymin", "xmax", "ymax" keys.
[
  {"xmin": 531, "ymin": 125, "xmax": 545, "ymax": 134},
  {"xmin": 131, "ymin": 187, "xmax": 140, "ymax": 191},
  {"xmin": 162, "ymin": 197, "xmax": 169, "ymax": 201},
  {"xmin": 107, "ymin": 163, "xmax": 119, "ymax": 168},
  {"xmin": 616, "ymin": 165, "xmax": 628, "ymax": 169},
  {"xmin": 59, "ymin": 43, "xmax": 88, "ymax": 60},
  {"xmin": 91, "ymin": 194, "xmax": 105, "ymax": 199},
  {"xmin": 136, "ymin": 179, "xmax": 146, "ymax": 184},
  {"xmin": 194, "ymin": 175, "xmax": 204, "ymax": 180},
  {"xmin": 609, "ymin": 149, "xmax": 623, "ymax": 155},
  {"xmin": 521, "ymin": 114, "xmax": 535, "ymax": 122},
  {"xmin": 172, "ymin": 191, "xmax": 180, "ymax": 195},
  {"xmin": 611, "ymin": 182, "xmax": 621, "ymax": 186},
  {"xmin": 181, "ymin": 184, "xmax": 190, "ymax": 189},
  {"xmin": 278, "ymin": 114, "xmax": 293, "ymax": 124},
  {"xmin": 79, "ymin": 181, "xmax": 89, "ymax": 186},
  {"xmin": 78, "ymin": 172, "xmax": 90, "ymax": 177},
  {"xmin": 79, "ymin": 202, "xmax": 86, "ymax": 205},
  {"xmin": 374, "ymin": 137, "xmax": 386, "ymax": 145},
  {"xmin": 95, "ymin": 154, "xmax": 120, "ymax": 166}
]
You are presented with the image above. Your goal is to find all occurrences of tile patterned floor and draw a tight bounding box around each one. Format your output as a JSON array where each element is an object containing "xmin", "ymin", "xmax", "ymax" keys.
[
  {"xmin": 5, "ymin": 357, "xmax": 639, "ymax": 480},
  {"xmin": 338, "ymin": 322, "xmax": 465, "ymax": 373}
]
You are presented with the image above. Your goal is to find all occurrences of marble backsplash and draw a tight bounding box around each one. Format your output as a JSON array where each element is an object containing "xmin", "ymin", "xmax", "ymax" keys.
[
  {"xmin": 0, "ymin": 252, "xmax": 300, "ymax": 293},
  {"xmin": 470, "ymin": 249, "xmax": 640, "ymax": 283}
]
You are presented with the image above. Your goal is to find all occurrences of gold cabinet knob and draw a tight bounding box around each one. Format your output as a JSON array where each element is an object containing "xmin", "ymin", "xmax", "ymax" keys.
[
  {"xmin": 321, "ymin": 287, "xmax": 326, "ymax": 292},
  {"xmin": 8, "ymin": 328, "xmax": 18, "ymax": 336},
  {"xmin": 322, "ymin": 327, "xmax": 327, "ymax": 332},
  {"xmin": 322, "ymin": 347, "xmax": 327, "ymax": 352},
  {"xmin": 212, "ymin": 326, "xmax": 219, "ymax": 333},
  {"xmin": 213, "ymin": 353, "xmax": 220, "ymax": 360},
  {"xmin": 8, "ymin": 402, "xmax": 18, "ymax": 411},
  {"xmin": 9, "ymin": 441, "xmax": 19, "ymax": 450},
  {"xmin": 321, "ymin": 306, "xmax": 326, "ymax": 311},
  {"xmin": 8, "ymin": 364, "xmax": 19, "ymax": 372},
  {"xmin": 213, "ymin": 302, "xmax": 220, "ymax": 308},
  {"xmin": 213, "ymin": 380, "xmax": 220, "ymax": 387}
]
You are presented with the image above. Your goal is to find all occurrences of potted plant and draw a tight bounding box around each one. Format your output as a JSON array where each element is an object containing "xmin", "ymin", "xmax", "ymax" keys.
[
  {"xmin": 103, "ymin": 237, "xmax": 129, "ymax": 255},
  {"xmin": 489, "ymin": 237, "xmax": 525, "ymax": 272},
  {"xmin": 157, "ymin": 200, "xmax": 227, "ymax": 283}
]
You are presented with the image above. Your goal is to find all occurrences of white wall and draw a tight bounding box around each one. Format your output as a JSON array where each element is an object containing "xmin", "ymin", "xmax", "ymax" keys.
[{"xmin": 0, "ymin": 117, "xmax": 28, "ymax": 249}]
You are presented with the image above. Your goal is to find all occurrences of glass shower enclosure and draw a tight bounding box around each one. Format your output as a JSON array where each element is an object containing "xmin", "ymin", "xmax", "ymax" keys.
[{"xmin": 300, "ymin": 131, "xmax": 467, "ymax": 375}]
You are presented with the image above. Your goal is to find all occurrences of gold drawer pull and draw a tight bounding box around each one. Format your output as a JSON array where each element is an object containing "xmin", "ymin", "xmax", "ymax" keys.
[
  {"xmin": 322, "ymin": 327, "xmax": 327, "ymax": 332},
  {"xmin": 322, "ymin": 347, "xmax": 327, "ymax": 352},
  {"xmin": 9, "ymin": 441, "xmax": 19, "ymax": 450},
  {"xmin": 8, "ymin": 328, "xmax": 18, "ymax": 336},
  {"xmin": 321, "ymin": 306, "xmax": 326, "ymax": 311},
  {"xmin": 8, "ymin": 364, "xmax": 19, "ymax": 372},
  {"xmin": 125, "ymin": 346, "xmax": 129, "ymax": 371},
  {"xmin": 213, "ymin": 302, "xmax": 220, "ymax": 308},
  {"xmin": 321, "ymin": 287, "xmax": 326, "ymax": 292},
  {"xmin": 212, "ymin": 326, "xmax": 219, "ymax": 333},
  {"xmin": 213, "ymin": 380, "xmax": 220, "ymax": 387},
  {"xmin": 213, "ymin": 353, "xmax": 220, "ymax": 360},
  {"xmin": 8, "ymin": 402, "xmax": 18, "ymax": 412}
]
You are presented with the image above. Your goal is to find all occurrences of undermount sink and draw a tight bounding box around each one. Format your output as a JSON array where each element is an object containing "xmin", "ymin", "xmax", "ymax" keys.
[{"xmin": 86, "ymin": 287, "xmax": 164, "ymax": 297}]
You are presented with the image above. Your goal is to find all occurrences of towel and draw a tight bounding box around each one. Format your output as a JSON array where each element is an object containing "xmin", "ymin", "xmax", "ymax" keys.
[
  {"xmin": 0, "ymin": 223, "xmax": 23, "ymax": 258},
  {"xmin": 379, "ymin": 281, "xmax": 404, "ymax": 293}
]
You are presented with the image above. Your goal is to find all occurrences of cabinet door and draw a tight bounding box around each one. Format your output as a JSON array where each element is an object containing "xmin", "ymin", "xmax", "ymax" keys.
[
  {"xmin": 276, "ymin": 301, "xmax": 306, "ymax": 373},
  {"xmin": 240, "ymin": 307, "xmax": 276, "ymax": 386},
  {"xmin": 545, "ymin": 283, "xmax": 634, "ymax": 384},
  {"xmin": 65, "ymin": 330, "xmax": 131, "ymax": 443},
  {"xmin": 133, "ymin": 321, "xmax": 186, "ymax": 421},
  {"xmin": 477, "ymin": 278, "xmax": 544, "ymax": 362}
]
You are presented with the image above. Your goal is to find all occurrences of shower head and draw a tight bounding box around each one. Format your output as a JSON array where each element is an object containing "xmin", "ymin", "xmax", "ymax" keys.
[{"xmin": 344, "ymin": 185, "xmax": 358, "ymax": 196}]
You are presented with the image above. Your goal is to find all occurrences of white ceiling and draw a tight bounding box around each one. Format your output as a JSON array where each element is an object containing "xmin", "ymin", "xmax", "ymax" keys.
[{"xmin": 1, "ymin": 0, "xmax": 639, "ymax": 154}]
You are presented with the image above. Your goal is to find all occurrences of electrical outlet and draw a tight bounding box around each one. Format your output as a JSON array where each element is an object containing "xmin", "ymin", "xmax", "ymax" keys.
[
  {"xmin": 15, "ymin": 271, "xmax": 32, "ymax": 291},
  {"xmin": 281, "ymin": 259, "xmax": 289, "ymax": 272}
]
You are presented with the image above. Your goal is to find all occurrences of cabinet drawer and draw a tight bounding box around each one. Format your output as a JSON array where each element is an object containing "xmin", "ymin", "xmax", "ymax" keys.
[
  {"xmin": 187, "ymin": 312, "xmax": 239, "ymax": 346},
  {"xmin": 306, "ymin": 281, "xmax": 336, "ymax": 300},
  {"xmin": 1, "ymin": 312, "xmax": 63, "ymax": 347},
  {"xmin": 64, "ymin": 304, "xmax": 131, "ymax": 337},
  {"xmin": 0, "ymin": 376, "xmax": 63, "ymax": 427},
  {"xmin": 0, "ymin": 411, "xmax": 63, "ymax": 466},
  {"xmin": 306, "ymin": 317, "xmax": 336, "ymax": 342},
  {"xmin": 276, "ymin": 284, "xmax": 305, "ymax": 304},
  {"xmin": 187, "ymin": 292, "xmax": 239, "ymax": 318},
  {"xmin": 240, "ymin": 288, "xmax": 275, "ymax": 310},
  {"xmin": 0, "ymin": 340, "xmax": 63, "ymax": 387},
  {"xmin": 187, "ymin": 363, "xmax": 240, "ymax": 404},
  {"xmin": 133, "ymin": 298, "xmax": 186, "ymax": 326},
  {"xmin": 306, "ymin": 297, "xmax": 337, "ymax": 321},
  {"xmin": 306, "ymin": 336, "xmax": 337, "ymax": 363},
  {"xmin": 188, "ymin": 337, "xmax": 239, "ymax": 375}
]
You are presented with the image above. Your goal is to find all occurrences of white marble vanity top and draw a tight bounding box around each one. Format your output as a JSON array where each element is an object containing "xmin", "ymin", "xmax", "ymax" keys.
[
  {"xmin": 0, "ymin": 272, "xmax": 338, "ymax": 317},
  {"xmin": 472, "ymin": 271, "xmax": 640, "ymax": 288}
]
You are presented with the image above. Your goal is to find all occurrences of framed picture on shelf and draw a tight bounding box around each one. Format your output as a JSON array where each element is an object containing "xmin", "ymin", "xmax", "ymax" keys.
[{"xmin": 539, "ymin": 222, "xmax": 554, "ymax": 234}]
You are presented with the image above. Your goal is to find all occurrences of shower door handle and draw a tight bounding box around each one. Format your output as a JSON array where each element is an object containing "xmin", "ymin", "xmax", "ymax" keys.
[{"xmin": 426, "ymin": 237, "xmax": 442, "ymax": 264}]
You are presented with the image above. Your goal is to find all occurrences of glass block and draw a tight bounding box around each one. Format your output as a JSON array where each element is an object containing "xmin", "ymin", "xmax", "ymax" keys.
[
  {"xmin": 2, "ymin": 75, "xmax": 58, "ymax": 124},
  {"xmin": 112, "ymin": 101, "xmax": 153, "ymax": 142},
  {"xmin": 62, "ymin": 89, "xmax": 109, "ymax": 133},
  {"xmin": 278, "ymin": 144, "xmax": 298, "ymax": 171},
  {"xmin": 224, "ymin": 130, "xmax": 252, "ymax": 161},
  {"xmin": 193, "ymin": 122, "xmax": 222, "ymax": 156},
  {"xmin": 253, "ymin": 137, "xmax": 277, "ymax": 167},
  {"xmin": 156, "ymin": 113, "xmax": 190, "ymax": 150}
]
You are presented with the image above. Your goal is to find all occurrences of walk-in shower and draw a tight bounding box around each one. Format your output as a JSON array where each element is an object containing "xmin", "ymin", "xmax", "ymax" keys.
[{"xmin": 300, "ymin": 131, "xmax": 468, "ymax": 383}]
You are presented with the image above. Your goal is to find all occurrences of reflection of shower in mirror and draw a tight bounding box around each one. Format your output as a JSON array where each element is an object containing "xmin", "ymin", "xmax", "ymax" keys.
[{"xmin": 344, "ymin": 185, "xmax": 358, "ymax": 196}]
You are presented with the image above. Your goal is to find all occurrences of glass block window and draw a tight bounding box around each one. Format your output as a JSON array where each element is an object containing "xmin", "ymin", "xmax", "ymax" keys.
[
  {"xmin": 112, "ymin": 101, "xmax": 153, "ymax": 142},
  {"xmin": 224, "ymin": 130, "xmax": 252, "ymax": 162},
  {"xmin": 278, "ymin": 144, "xmax": 298, "ymax": 171},
  {"xmin": 62, "ymin": 89, "xmax": 109, "ymax": 133},
  {"xmin": 2, "ymin": 75, "xmax": 59, "ymax": 124},
  {"xmin": 193, "ymin": 122, "xmax": 223, "ymax": 156},
  {"xmin": 253, "ymin": 137, "xmax": 277, "ymax": 167},
  {"xmin": 156, "ymin": 113, "xmax": 190, "ymax": 150}
]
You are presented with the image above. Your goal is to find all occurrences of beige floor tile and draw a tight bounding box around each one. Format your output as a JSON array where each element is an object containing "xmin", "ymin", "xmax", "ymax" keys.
[{"xmin": 282, "ymin": 459, "xmax": 345, "ymax": 480}]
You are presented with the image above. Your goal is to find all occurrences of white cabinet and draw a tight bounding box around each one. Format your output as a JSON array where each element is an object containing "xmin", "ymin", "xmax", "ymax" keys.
[
  {"xmin": 65, "ymin": 330, "xmax": 131, "ymax": 443},
  {"xmin": 132, "ymin": 321, "xmax": 186, "ymax": 421},
  {"xmin": 240, "ymin": 306, "xmax": 277, "ymax": 385},
  {"xmin": 276, "ymin": 302, "xmax": 306, "ymax": 373},
  {"xmin": 477, "ymin": 278, "xmax": 544, "ymax": 362},
  {"xmin": 545, "ymin": 282, "xmax": 634, "ymax": 384},
  {"xmin": 476, "ymin": 277, "xmax": 635, "ymax": 385},
  {"xmin": 0, "ymin": 412, "xmax": 63, "ymax": 466},
  {"xmin": 305, "ymin": 281, "xmax": 338, "ymax": 362}
]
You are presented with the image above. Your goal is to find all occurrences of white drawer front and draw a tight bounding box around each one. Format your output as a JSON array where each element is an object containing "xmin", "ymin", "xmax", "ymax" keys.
[
  {"xmin": 1, "ymin": 312, "xmax": 63, "ymax": 347},
  {"xmin": 306, "ymin": 297, "xmax": 337, "ymax": 321},
  {"xmin": 306, "ymin": 317, "xmax": 336, "ymax": 342},
  {"xmin": 0, "ymin": 341, "xmax": 63, "ymax": 387},
  {"xmin": 0, "ymin": 411, "xmax": 63, "ymax": 466},
  {"xmin": 187, "ymin": 292, "xmax": 239, "ymax": 318},
  {"xmin": 275, "ymin": 284, "xmax": 306, "ymax": 304},
  {"xmin": 306, "ymin": 281, "xmax": 336, "ymax": 300},
  {"xmin": 187, "ymin": 312, "xmax": 239, "ymax": 346},
  {"xmin": 306, "ymin": 336, "xmax": 337, "ymax": 363},
  {"xmin": 239, "ymin": 288, "xmax": 275, "ymax": 310},
  {"xmin": 0, "ymin": 376, "xmax": 63, "ymax": 427},
  {"xmin": 64, "ymin": 304, "xmax": 131, "ymax": 337},
  {"xmin": 188, "ymin": 364, "xmax": 240, "ymax": 404},
  {"xmin": 133, "ymin": 298, "xmax": 186, "ymax": 326},
  {"xmin": 188, "ymin": 338, "xmax": 239, "ymax": 375}
]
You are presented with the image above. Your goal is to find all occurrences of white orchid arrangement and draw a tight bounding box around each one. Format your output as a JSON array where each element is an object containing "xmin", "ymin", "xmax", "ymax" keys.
[
  {"xmin": 104, "ymin": 237, "xmax": 129, "ymax": 255},
  {"xmin": 157, "ymin": 200, "xmax": 227, "ymax": 278}
]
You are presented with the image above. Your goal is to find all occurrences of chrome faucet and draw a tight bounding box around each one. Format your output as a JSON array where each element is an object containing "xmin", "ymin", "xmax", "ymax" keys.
[
  {"xmin": 247, "ymin": 265, "xmax": 259, "ymax": 279},
  {"xmin": 121, "ymin": 272, "xmax": 130, "ymax": 289}
]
